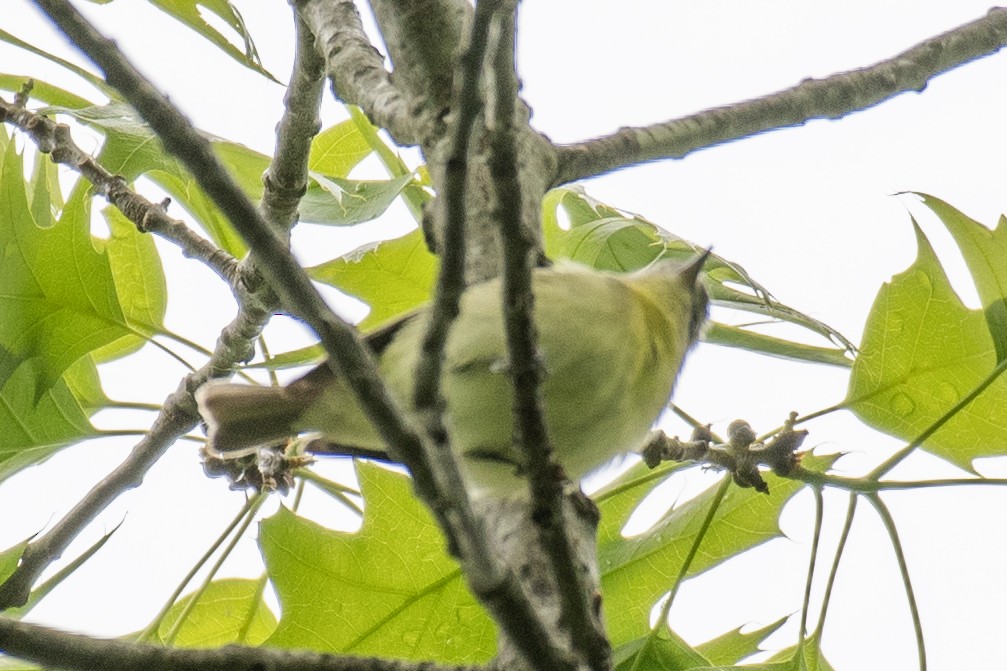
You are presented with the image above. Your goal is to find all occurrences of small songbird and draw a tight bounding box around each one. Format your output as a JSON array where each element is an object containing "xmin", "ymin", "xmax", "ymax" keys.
[{"xmin": 196, "ymin": 253, "xmax": 709, "ymax": 494}]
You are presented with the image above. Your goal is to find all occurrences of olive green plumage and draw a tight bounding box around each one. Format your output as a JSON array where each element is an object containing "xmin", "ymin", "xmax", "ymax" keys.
[{"xmin": 196, "ymin": 255, "xmax": 708, "ymax": 494}]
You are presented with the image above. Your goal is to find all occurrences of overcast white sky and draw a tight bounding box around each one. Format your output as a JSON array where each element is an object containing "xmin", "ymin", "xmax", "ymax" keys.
[{"xmin": 2, "ymin": 2, "xmax": 1007, "ymax": 670}]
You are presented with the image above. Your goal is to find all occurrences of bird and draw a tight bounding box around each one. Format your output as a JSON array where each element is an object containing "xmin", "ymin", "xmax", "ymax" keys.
[{"xmin": 196, "ymin": 252, "xmax": 709, "ymax": 495}]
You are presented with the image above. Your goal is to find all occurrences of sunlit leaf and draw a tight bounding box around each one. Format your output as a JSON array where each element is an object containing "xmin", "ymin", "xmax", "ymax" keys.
[
  {"xmin": 0, "ymin": 360, "xmax": 98, "ymax": 484},
  {"xmin": 0, "ymin": 144, "xmax": 134, "ymax": 394},
  {"xmin": 0, "ymin": 74, "xmax": 94, "ymax": 109},
  {"xmin": 261, "ymin": 463, "xmax": 494, "ymax": 662},
  {"xmin": 81, "ymin": 0, "xmax": 278, "ymax": 82},
  {"xmin": 597, "ymin": 454, "xmax": 837, "ymax": 647},
  {"xmin": 846, "ymin": 223, "xmax": 1007, "ymax": 471},
  {"xmin": 309, "ymin": 120, "xmax": 373, "ymax": 177},
  {"xmin": 613, "ymin": 623, "xmax": 711, "ymax": 671},
  {"xmin": 302, "ymin": 173, "xmax": 414, "ymax": 226},
  {"xmin": 0, "ymin": 28, "xmax": 112, "ymax": 96},
  {"xmin": 695, "ymin": 617, "xmax": 788, "ymax": 666},
  {"xmin": 912, "ymin": 192, "xmax": 1007, "ymax": 362},
  {"xmin": 308, "ymin": 229, "xmax": 437, "ymax": 330},
  {"xmin": 155, "ymin": 578, "xmax": 276, "ymax": 647},
  {"xmin": 765, "ymin": 634, "xmax": 837, "ymax": 671}
]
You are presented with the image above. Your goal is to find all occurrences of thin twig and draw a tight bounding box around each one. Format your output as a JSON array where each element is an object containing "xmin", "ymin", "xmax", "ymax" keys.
[
  {"xmin": 0, "ymin": 87, "xmax": 239, "ymax": 286},
  {"xmin": 0, "ymin": 616, "xmax": 482, "ymax": 671},
  {"xmin": 555, "ymin": 8, "xmax": 1007, "ymax": 184},
  {"xmin": 865, "ymin": 493, "xmax": 927, "ymax": 671},
  {"xmin": 259, "ymin": 10, "xmax": 325, "ymax": 237}
]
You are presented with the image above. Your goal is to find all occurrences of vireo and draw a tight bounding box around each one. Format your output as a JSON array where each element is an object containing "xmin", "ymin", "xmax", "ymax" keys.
[{"xmin": 196, "ymin": 254, "xmax": 708, "ymax": 494}]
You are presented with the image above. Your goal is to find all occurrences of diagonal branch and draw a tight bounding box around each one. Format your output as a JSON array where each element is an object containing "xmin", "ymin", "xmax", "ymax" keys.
[
  {"xmin": 0, "ymin": 616, "xmax": 483, "ymax": 671},
  {"xmin": 0, "ymin": 6, "xmax": 326, "ymax": 610},
  {"xmin": 0, "ymin": 84, "xmax": 239, "ymax": 286},
  {"xmin": 29, "ymin": 7, "xmax": 573, "ymax": 671},
  {"xmin": 0, "ymin": 300, "xmax": 272, "ymax": 609},
  {"xmin": 555, "ymin": 7, "xmax": 1007, "ymax": 185},
  {"xmin": 294, "ymin": 0, "xmax": 419, "ymax": 146}
]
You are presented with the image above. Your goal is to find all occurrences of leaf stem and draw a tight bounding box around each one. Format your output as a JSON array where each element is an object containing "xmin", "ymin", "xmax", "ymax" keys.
[
  {"xmin": 137, "ymin": 493, "xmax": 265, "ymax": 643},
  {"xmin": 629, "ymin": 475, "xmax": 731, "ymax": 671},
  {"xmin": 796, "ymin": 486, "xmax": 824, "ymax": 670},
  {"xmin": 866, "ymin": 493, "xmax": 926, "ymax": 671}
]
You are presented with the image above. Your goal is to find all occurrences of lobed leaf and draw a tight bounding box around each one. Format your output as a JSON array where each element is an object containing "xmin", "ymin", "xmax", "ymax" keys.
[
  {"xmin": 154, "ymin": 578, "xmax": 276, "ymax": 647},
  {"xmin": 308, "ymin": 229, "xmax": 438, "ymax": 330},
  {"xmin": 260, "ymin": 463, "xmax": 494, "ymax": 662},
  {"xmin": 597, "ymin": 454, "xmax": 837, "ymax": 647},
  {"xmin": 846, "ymin": 223, "xmax": 1007, "ymax": 471}
]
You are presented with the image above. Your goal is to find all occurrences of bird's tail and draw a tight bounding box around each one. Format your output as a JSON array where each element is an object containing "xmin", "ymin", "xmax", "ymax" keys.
[{"xmin": 195, "ymin": 382, "xmax": 307, "ymax": 456}]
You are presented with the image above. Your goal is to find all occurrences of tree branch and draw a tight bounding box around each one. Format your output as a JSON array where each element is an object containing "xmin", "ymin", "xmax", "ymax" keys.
[
  {"xmin": 29, "ymin": 7, "xmax": 574, "ymax": 670},
  {"xmin": 294, "ymin": 0, "xmax": 419, "ymax": 146},
  {"xmin": 555, "ymin": 7, "xmax": 1007, "ymax": 184},
  {"xmin": 0, "ymin": 616, "xmax": 481, "ymax": 671},
  {"xmin": 366, "ymin": 0, "xmax": 471, "ymax": 144},
  {"xmin": 259, "ymin": 9, "xmax": 325, "ymax": 239},
  {"xmin": 486, "ymin": 6, "xmax": 609, "ymax": 669},
  {"xmin": 0, "ymin": 299, "xmax": 272, "ymax": 609},
  {"xmin": 0, "ymin": 84, "xmax": 239, "ymax": 286},
  {"xmin": 0, "ymin": 5, "xmax": 328, "ymax": 610}
]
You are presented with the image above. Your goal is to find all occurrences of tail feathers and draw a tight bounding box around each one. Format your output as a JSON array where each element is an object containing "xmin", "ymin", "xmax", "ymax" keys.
[{"xmin": 196, "ymin": 383, "xmax": 307, "ymax": 455}]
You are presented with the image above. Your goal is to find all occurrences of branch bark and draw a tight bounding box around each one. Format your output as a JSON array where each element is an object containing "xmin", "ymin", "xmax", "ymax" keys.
[
  {"xmin": 0, "ymin": 85, "xmax": 239, "ymax": 286},
  {"xmin": 0, "ymin": 616, "xmax": 482, "ymax": 671},
  {"xmin": 555, "ymin": 7, "xmax": 1007, "ymax": 185},
  {"xmin": 295, "ymin": 0, "xmax": 419, "ymax": 146}
]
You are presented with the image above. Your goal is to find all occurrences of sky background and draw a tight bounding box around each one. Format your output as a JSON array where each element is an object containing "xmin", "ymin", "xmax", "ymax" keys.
[{"xmin": 2, "ymin": 2, "xmax": 1007, "ymax": 669}]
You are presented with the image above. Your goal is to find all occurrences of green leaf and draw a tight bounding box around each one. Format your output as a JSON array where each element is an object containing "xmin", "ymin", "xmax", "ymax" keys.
[
  {"xmin": 308, "ymin": 229, "xmax": 438, "ymax": 330},
  {"xmin": 705, "ymin": 323, "xmax": 852, "ymax": 368},
  {"xmin": 49, "ymin": 102, "xmax": 266, "ymax": 256},
  {"xmin": 0, "ymin": 144, "xmax": 135, "ymax": 394},
  {"xmin": 765, "ymin": 635, "xmax": 837, "ymax": 671},
  {"xmin": 302, "ymin": 173, "xmax": 414, "ymax": 226},
  {"xmin": 309, "ymin": 120, "xmax": 374, "ymax": 177},
  {"xmin": 0, "ymin": 538, "xmax": 31, "ymax": 585},
  {"xmin": 261, "ymin": 463, "xmax": 494, "ymax": 662},
  {"xmin": 0, "ymin": 74, "xmax": 94, "ymax": 109},
  {"xmin": 542, "ymin": 187, "xmax": 855, "ymax": 361},
  {"xmin": 598, "ymin": 454, "xmax": 837, "ymax": 647},
  {"xmin": 912, "ymin": 192, "xmax": 1007, "ymax": 362},
  {"xmin": 613, "ymin": 624, "xmax": 711, "ymax": 671},
  {"xmin": 846, "ymin": 223, "xmax": 1007, "ymax": 471},
  {"xmin": 0, "ymin": 359, "xmax": 98, "ymax": 484},
  {"xmin": 89, "ymin": 206, "xmax": 168, "ymax": 362},
  {"xmin": 62, "ymin": 355, "xmax": 110, "ymax": 413},
  {"xmin": 155, "ymin": 578, "xmax": 276, "ymax": 647},
  {"xmin": 0, "ymin": 28, "xmax": 113, "ymax": 96},
  {"xmin": 87, "ymin": 0, "xmax": 279, "ymax": 82},
  {"xmin": 695, "ymin": 617, "xmax": 788, "ymax": 666}
]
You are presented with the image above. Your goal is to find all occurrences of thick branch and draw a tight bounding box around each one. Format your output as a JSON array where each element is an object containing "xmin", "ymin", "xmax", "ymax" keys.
[
  {"xmin": 0, "ymin": 616, "xmax": 480, "ymax": 671},
  {"xmin": 30, "ymin": 6, "xmax": 572, "ymax": 666},
  {"xmin": 295, "ymin": 0, "xmax": 419, "ymax": 146},
  {"xmin": 366, "ymin": 0, "xmax": 470, "ymax": 142},
  {"xmin": 0, "ymin": 86, "xmax": 239, "ymax": 286},
  {"xmin": 555, "ymin": 7, "xmax": 1007, "ymax": 184}
]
